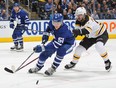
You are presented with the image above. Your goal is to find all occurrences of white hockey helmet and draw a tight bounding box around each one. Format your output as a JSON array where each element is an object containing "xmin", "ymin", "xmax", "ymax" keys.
[{"xmin": 75, "ymin": 7, "xmax": 86, "ymax": 18}]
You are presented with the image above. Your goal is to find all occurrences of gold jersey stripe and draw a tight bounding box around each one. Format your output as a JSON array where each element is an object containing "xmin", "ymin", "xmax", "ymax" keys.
[
  {"xmin": 85, "ymin": 26, "xmax": 92, "ymax": 33},
  {"xmin": 95, "ymin": 23, "xmax": 105, "ymax": 36},
  {"xmin": 100, "ymin": 24, "xmax": 105, "ymax": 34},
  {"xmin": 95, "ymin": 30, "xmax": 100, "ymax": 36},
  {"xmin": 98, "ymin": 23, "xmax": 105, "ymax": 34}
]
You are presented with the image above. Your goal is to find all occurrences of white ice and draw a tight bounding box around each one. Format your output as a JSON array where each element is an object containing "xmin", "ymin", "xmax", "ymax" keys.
[{"xmin": 0, "ymin": 39, "xmax": 116, "ymax": 88}]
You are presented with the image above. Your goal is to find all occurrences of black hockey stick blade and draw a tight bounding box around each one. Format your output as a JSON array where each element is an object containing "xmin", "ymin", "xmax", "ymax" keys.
[{"xmin": 4, "ymin": 67, "xmax": 14, "ymax": 73}]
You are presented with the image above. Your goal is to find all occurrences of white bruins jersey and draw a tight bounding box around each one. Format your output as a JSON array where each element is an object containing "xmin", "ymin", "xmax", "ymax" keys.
[{"xmin": 75, "ymin": 15, "xmax": 106, "ymax": 38}]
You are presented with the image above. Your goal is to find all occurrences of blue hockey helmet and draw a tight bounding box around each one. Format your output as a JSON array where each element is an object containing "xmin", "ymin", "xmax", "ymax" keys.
[
  {"xmin": 13, "ymin": 3, "xmax": 20, "ymax": 7},
  {"xmin": 52, "ymin": 13, "xmax": 63, "ymax": 22},
  {"xmin": 52, "ymin": 13, "xmax": 63, "ymax": 28}
]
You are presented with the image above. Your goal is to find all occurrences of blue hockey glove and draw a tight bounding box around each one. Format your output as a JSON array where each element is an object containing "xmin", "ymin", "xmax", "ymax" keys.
[
  {"xmin": 33, "ymin": 44, "xmax": 45, "ymax": 53},
  {"xmin": 10, "ymin": 23, "xmax": 14, "ymax": 29}
]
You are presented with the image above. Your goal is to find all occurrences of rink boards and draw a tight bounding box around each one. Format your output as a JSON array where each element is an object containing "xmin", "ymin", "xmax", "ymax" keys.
[{"xmin": 0, "ymin": 20, "xmax": 116, "ymax": 42}]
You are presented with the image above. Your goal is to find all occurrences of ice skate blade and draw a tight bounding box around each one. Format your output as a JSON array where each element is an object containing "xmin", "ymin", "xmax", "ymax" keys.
[
  {"xmin": 10, "ymin": 49, "xmax": 16, "ymax": 51},
  {"xmin": 16, "ymin": 49, "xmax": 24, "ymax": 52}
]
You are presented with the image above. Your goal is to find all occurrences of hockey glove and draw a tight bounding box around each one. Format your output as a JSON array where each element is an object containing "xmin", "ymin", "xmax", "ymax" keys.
[
  {"xmin": 33, "ymin": 44, "xmax": 45, "ymax": 53},
  {"xmin": 42, "ymin": 32, "xmax": 50, "ymax": 44},
  {"xmin": 24, "ymin": 25, "xmax": 28, "ymax": 30},
  {"xmin": 10, "ymin": 23, "xmax": 14, "ymax": 29},
  {"xmin": 72, "ymin": 29, "xmax": 79, "ymax": 38}
]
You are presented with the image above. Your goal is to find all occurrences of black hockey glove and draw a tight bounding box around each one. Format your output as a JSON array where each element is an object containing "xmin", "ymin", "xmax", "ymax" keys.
[
  {"xmin": 42, "ymin": 32, "xmax": 50, "ymax": 44},
  {"xmin": 42, "ymin": 35, "xmax": 49, "ymax": 44},
  {"xmin": 72, "ymin": 29, "xmax": 80, "ymax": 38}
]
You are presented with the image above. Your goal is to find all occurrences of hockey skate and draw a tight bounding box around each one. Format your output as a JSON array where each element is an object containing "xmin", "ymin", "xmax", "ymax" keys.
[
  {"xmin": 28, "ymin": 67, "xmax": 41, "ymax": 73},
  {"xmin": 105, "ymin": 59, "xmax": 112, "ymax": 72},
  {"xmin": 44, "ymin": 66, "xmax": 56, "ymax": 76},
  {"xmin": 65, "ymin": 61, "xmax": 76, "ymax": 69},
  {"xmin": 16, "ymin": 45, "xmax": 23, "ymax": 52},
  {"xmin": 10, "ymin": 45, "xmax": 18, "ymax": 51}
]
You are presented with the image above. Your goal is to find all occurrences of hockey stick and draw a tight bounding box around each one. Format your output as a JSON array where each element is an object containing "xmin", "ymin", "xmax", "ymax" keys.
[
  {"xmin": 4, "ymin": 56, "xmax": 38, "ymax": 73},
  {"xmin": 16, "ymin": 52, "xmax": 34, "ymax": 70},
  {"xmin": 4, "ymin": 52, "xmax": 35, "ymax": 73},
  {"xmin": 28, "ymin": 29, "xmax": 44, "ymax": 33}
]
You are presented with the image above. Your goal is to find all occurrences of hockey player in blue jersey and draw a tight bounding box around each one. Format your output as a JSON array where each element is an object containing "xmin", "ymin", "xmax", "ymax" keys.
[
  {"xmin": 10, "ymin": 3, "xmax": 30, "ymax": 51},
  {"xmin": 28, "ymin": 13, "xmax": 75, "ymax": 76}
]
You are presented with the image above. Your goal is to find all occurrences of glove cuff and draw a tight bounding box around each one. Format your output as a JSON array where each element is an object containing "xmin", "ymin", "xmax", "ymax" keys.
[
  {"xmin": 43, "ymin": 32, "xmax": 50, "ymax": 36},
  {"xmin": 40, "ymin": 44, "xmax": 45, "ymax": 52}
]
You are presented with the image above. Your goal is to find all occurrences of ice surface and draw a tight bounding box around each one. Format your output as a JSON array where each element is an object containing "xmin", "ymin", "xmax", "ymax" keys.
[{"xmin": 0, "ymin": 39, "xmax": 116, "ymax": 88}]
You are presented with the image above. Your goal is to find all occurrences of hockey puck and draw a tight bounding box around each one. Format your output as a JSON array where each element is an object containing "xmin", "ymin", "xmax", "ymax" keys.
[{"xmin": 36, "ymin": 80, "xmax": 39, "ymax": 85}]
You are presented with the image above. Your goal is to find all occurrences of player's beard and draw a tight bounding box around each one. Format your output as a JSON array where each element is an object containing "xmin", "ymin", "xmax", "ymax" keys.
[{"xmin": 77, "ymin": 16, "xmax": 85, "ymax": 22}]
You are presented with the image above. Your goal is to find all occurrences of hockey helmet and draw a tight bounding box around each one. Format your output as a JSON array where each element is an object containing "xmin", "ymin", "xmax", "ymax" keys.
[
  {"xmin": 13, "ymin": 3, "xmax": 20, "ymax": 7},
  {"xmin": 52, "ymin": 13, "xmax": 63, "ymax": 22},
  {"xmin": 75, "ymin": 7, "xmax": 86, "ymax": 19},
  {"xmin": 52, "ymin": 13, "xmax": 63, "ymax": 26},
  {"xmin": 52, "ymin": 13, "xmax": 63, "ymax": 29}
]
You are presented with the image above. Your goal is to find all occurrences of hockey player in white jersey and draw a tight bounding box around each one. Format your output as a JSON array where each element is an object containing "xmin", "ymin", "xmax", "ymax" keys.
[{"xmin": 65, "ymin": 7, "xmax": 112, "ymax": 72}]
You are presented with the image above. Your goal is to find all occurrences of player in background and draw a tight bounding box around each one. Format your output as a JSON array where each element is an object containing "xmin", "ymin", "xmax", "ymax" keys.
[
  {"xmin": 65, "ymin": 7, "xmax": 112, "ymax": 72},
  {"xmin": 28, "ymin": 13, "xmax": 75, "ymax": 76},
  {"xmin": 9, "ymin": 3, "xmax": 30, "ymax": 51}
]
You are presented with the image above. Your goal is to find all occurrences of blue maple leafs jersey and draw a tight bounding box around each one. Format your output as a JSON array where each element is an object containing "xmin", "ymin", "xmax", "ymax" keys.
[
  {"xmin": 46, "ymin": 21, "xmax": 75, "ymax": 49},
  {"xmin": 10, "ymin": 9, "xmax": 30, "ymax": 26}
]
